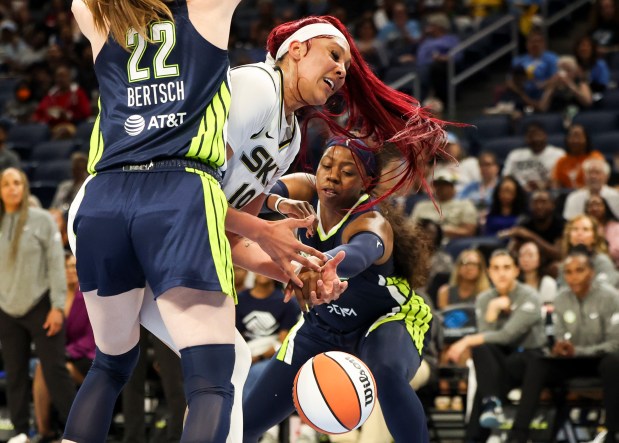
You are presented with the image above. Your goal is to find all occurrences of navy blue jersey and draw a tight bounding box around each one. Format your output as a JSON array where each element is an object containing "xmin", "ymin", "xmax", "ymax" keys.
[
  {"xmin": 235, "ymin": 288, "xmax": 300, "ymax": 341},
  {"xmin": 297, "ymin": 195, "xmax": 432, "ymax": 353},
  {"xmin": 88, "ymin": 0, "xmax": 230, "ymax": 173}
]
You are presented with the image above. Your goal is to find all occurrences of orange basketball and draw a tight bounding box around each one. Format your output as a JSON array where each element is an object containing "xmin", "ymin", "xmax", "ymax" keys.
[{"xmin": 292, "ymin": 351, "xmax": 377, "ymax": 434}]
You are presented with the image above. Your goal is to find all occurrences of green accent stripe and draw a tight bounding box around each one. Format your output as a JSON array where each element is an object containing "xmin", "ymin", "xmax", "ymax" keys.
[
  {"xmin": 317, "ymin": 194, "xmax": 370, "ymax": 241},
  {"xmin": 87, "ymin": 99, "xmax": 104, "ymax": 174},
  {"xmin": 276, "ymin": 316, "xmax": 305, "ymax": 362},
  {"xmin": 188, "ymin": 80, "xmax": 230, "ymax": 166},
  {"xmin": 368, "ymin": 277, "xmax": 432, "ymax": 355},
  {"xmin": 190, "ymin": 168, "xmax": 236, "ymax": 302}
]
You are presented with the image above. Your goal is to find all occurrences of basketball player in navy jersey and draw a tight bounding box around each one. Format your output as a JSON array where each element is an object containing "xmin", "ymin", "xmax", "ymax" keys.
[
  {"xmin": 64, "ymin": 1, "xmax": 328, "ymax": 442},
  {"xmin": 242, "ymin": 138, "xmax": 435, "ymax": 443}
]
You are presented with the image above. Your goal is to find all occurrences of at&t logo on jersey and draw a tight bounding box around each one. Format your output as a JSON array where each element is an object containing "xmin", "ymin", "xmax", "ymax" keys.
[
  {"xmin": 124, "ymin": 115, "xmax": 145, "ymax": 136},
  {"xmin": 124, "ymin": 112, "xmax": 187, "ymax": 136}
]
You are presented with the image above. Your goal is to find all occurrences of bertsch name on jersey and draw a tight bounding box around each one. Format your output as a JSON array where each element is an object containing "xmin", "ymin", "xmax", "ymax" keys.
[{"xmin": 127, "ymin": 80, "xmax": 185, "ymax": 107}]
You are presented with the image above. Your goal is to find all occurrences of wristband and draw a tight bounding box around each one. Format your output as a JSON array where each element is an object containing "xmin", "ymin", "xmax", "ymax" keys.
[{"xmin": 274, "ymin": 196, "xmax": 286, "ymax": 215}]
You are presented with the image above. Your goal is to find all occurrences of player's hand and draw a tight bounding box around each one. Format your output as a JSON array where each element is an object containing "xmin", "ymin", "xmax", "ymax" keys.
[
  {"xmin": 314, "ymin": 250, "xmax": 348, "ymax": 304},
  {"xmin": 256, "ymin": 216, "xmax": 327, "ymax": 287},
  {"xmin": 43, "ymin": 308, "xmax": 64, "ymax": 337},
  {"xmin": 276, "ymin": 198, "xmax": 318, "ymax": 238}
]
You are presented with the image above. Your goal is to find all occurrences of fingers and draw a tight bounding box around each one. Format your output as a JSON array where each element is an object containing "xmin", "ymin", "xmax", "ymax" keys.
[{"xmin": 282, "ymin": 262, "xmax": 303, "ymax": 288}]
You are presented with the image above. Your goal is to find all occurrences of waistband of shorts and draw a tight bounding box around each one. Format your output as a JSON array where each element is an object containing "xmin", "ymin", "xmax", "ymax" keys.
[{"xmin": 101, "ymin": 158, "xmax": 222, "ymax": 182}]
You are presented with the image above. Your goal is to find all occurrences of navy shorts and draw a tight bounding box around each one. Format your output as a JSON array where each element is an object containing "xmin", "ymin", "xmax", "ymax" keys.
[{"xmin": 72, "ymin": 169, "xmax": 234, "ymax": 299}]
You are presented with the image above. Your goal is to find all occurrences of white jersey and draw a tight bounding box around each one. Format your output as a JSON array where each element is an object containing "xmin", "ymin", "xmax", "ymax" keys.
[{"xmin": 222, "ymin": 63, "xmax": 300, "ymax": 209}]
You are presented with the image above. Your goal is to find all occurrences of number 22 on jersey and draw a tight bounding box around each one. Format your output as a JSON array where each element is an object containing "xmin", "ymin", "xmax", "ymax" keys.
[{"xmin": 126, "ymin": 21, "xmax": 179, "ymax": 83}]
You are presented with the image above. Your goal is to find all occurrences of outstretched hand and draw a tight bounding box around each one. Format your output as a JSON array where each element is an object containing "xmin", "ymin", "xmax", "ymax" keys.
[
  {"xmin": 256, "ymin": 216, "xmax": 327, "ymax": 287},
  {"xmin": 284, "ymin": 251, "xmax": 348, "ymax": 311},
  {"xmin": 276, "ymin": 198, "xmax": 318, "ymax": 237}
]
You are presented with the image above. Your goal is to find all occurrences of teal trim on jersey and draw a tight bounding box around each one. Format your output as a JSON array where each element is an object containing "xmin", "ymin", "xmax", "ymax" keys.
[
  {"xmin": 367, "ymin": 277, "xmax": 432, "ymax": 355},
  {"xmin": 316, "ymin": 194, "xmax": 370, "ymax": 241}
]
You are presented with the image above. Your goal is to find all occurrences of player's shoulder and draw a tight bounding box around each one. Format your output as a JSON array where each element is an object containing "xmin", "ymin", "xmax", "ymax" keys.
[{"xmin": 231, "ymin": 63, "xmax": 279, "ymax": 93}]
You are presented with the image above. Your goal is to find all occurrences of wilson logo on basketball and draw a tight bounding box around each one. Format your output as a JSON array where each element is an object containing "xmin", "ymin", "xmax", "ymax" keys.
[{"xmin": 293, "ymin": 351, "xmax": 376, "ymax": 435}]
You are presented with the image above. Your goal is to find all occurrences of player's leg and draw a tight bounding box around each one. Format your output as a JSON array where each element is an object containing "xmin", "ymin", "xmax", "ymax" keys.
[
  {"xmin": 358, "ymin": 321, "xmax": 428, "ymax": 443},
  {"xmin": 243, "ymin": 318, "xmax": 331, "ymax": 443}
]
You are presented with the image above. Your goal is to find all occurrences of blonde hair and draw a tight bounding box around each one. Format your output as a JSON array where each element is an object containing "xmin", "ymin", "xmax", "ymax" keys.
[
  {"xmin": 86, "ymin": 0, "xmax": 173, "ymax": 47},
  {"xmin": 448, "ymin": 249, "xmax": 490, "ymax": 295},
  {"xmin": 0, "ymin": 168, "xmax": 31, "ymax": 264},
  {"xmin": 561, "ymin": 214, "xmax": 608, "ymax": 256}
]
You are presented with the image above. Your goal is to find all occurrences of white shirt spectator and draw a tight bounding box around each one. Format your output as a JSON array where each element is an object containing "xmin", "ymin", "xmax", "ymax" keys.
[
  {"xmin": 563, "ymin": 185, "xmax": 619, "ymax": 220},
  {"xmin": 502, "ymin": 145, "xmax": 565, "ymax": 190}
]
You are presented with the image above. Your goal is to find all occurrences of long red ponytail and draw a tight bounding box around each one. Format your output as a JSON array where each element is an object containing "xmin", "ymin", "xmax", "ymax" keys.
[{"xmin": 266, "ymin": 15, "xmax": 454, "ymax": 205}]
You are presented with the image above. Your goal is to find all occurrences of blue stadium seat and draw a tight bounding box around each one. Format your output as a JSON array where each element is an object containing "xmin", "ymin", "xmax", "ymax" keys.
[
  {"xmin": 597, "ymin": 89, "xmax": 619, "ymax": 110},
  {"xmin": 591, "ymin": 131, "xmax": 619, "ymax": 157},
  {"xmin": 465, "ymin": 114, "xmax": 513, "ymax": 152},
  {"xmin": 31, "ymin": 159, "xmax": 72, "ymax": 183},
  {"xmin": 546, "ymin": 133, "xmax": 566, "ymax": 149},
  {"xmin": 479, "ymin": 135, "xmax": 525, "ymax": 162},
  {"xmin": 6, "ymin": 123, "xmax": 50, "ymax": 156},
  {"xmin": 30, "ymin": 139, "xmax": 79, "ymax": 162},
  {"xmin": 29, "ymin": 182, "xmax": 58, "ymax": 209},
  {"xmin": 515, "ymin": 112, "xmax": 565, "ymax": 136},
  {"xmin": 572, "ymin": 111, "xmax": 619, "ymax": 134}
]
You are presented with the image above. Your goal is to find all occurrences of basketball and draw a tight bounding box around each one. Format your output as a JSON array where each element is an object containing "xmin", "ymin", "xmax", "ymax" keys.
[{"xmin": 292, "ymin": 351, "xmax": 377, "ymax": 434}]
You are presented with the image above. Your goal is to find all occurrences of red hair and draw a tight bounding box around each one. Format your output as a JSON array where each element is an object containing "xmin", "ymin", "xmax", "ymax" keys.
[{"xmin": 267, "ymin": 15, "xmax": 454, "ymax": 206}]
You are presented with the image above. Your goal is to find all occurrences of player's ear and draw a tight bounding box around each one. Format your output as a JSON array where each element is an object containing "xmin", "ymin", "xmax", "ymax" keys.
[{"xmin": 288, "ymin": 41, "xmax": 304, "ymax": 61}]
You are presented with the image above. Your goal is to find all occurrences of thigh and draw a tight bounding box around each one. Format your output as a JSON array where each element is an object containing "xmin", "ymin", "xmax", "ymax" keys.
[
  {"xmin": 83, "ymin": 288, "xmax": 144, "ymax": 355},
  {"xmin": 130, "ymin": 170, "xmax": 234, "ymax": 300},
  {"xmin": 156, "ymin": 287, "xmax": 235, "ymax": 349},
  {"xmin": 358, "ymin": 320, "xmax": 421, "ymax": 382},
  {"xmin": 0, "ymin": 310, "xmax": 31, "ymax": 378}
]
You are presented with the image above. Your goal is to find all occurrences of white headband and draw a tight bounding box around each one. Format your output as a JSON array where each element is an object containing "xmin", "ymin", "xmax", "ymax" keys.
[{"xmin": 265, "ymin": 22, "xmax": 349, "ymax": 66}]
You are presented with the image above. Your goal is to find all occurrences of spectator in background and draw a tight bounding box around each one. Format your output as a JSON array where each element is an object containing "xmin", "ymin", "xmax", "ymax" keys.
[
  {"xmin": 573, "ymin": 34, "xmax": 610, "ymax": 93},
  {"xmin": 48, "ymin": 208, "xmax": 69, "ymax": 252},
  {"xmin": 2, "ymin": 80, "xmax": 39, "ymax": 124},
  {"xmin": 517, "ymin": 241, "xmax": 557, "ymax": 304},
  {"xmin": 511, "ymin": 29, "xmax": 558, "ymax": 100},
  {"xmin": 508, "ymin": 247, "xmax": 619, "ymax": 443},
  {"xmin": 0, "ymin": 120, "xmax": 19, "ymax": 172},
  {"xmin": 484, "ymin": 175, "xmax": 528, "ymax": 236},
  {"xmin": 32, "ymin": 252, "xmax": 94, "ymax": 442},
  {"xmin": 436, "ymin": 133, "xmax": 481, "ymax": 192},
  {"xmin": 502, "ymin": 122, "xmax": 565, "ymax": 192},
  {"xmin": 446, "ymin": 249, "xmax": 546, "ymax": 442},
  {"xmin": 585, "ymin": 194, "xmax": 619, "ymax": 267},
  {"xmin": 0, "ymin": 20, "xmax": 30, "ymax": 74},
  {"xmin": 459, "ymin": 151, "xmax": 500, "ymax": 225},
  {"xmin": 33, "ymin": 64, "xmax": 91, "ymax": 129},
  {"xmin": 559, "ymin": 214, "xmax": 619, "ymax": 287},
  {"xmin": 552, "ymin": 124, "xmax": 605, "ymax": 190},
  {"xmin": 537, "ymin": 55, "xmax": 593, "ymax": 113},
  {"xmin": 501, "ymin": 189, "xmax": 564, "ymax": 263},
  {"xmin": 0, "ymin": 168, "xmax": 76, "ymax": 443},
  {"xmin": 354, "ymin": 15, "xmax": 389, "ymax": 75},
  {"xmin": 410, "ymin": 169, "xmax": 479, "ymax": 240},
  {"xmin": 416, "ymin": 13, "xmax": 460, "ymax": 103},
  {"xmin": 377, "ymin": 1, "xmax": 421, "ymax": 66},
  {"xmin": 493, "ymin": 65, "xmax": 541, "ymax": 114},
  {"xmin": 236, "ymin": 273, "xmax": 300, "ymax": 400},
  {"xmin": 437, "ymin": 248, "xmax": 490, "ymax": 310},
  {"xmin": 50, "ymin": 152, "xmax": 88, "ymax": 213},
  {"xmin": 417, "ymin": 218, "xmax": 453, "ymax": 299},
  {"xmin": 587, "ymin": 0, "xmax": 619, "ymax": 65},
  {"xmin": 563, "ymin": 158, "xmax": 619, "ymax": 220}
]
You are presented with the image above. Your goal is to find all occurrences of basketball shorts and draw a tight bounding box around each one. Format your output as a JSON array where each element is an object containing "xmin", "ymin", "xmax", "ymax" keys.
[{"xmin": 71, "ymin": 168, "xmax": 235, "ymax": 299}]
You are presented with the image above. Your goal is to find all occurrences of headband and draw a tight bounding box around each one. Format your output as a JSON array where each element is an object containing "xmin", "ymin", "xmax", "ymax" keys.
[
  {"xmin": 265, "ymin": 22, "xmax": 349, "ymax": 66},
  {"xmin": 325, "ymin": 137, "xmax": 378, "ymax": 178}
]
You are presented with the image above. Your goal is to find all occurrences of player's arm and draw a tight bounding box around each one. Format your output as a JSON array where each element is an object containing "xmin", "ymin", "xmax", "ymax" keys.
[{"xmin": 71, "ymin": 0, "xmax": 107, "ymax": 59}]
